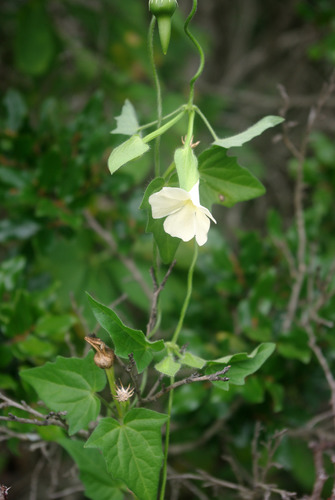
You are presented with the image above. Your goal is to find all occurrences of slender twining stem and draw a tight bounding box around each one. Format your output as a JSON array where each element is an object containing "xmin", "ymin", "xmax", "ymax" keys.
[
  {"xmin": 159, "ymin": 243, "xmax": 198, "ymax": 498},
  {"xmin": 172, "ymin": 242, "xmax": 198, "ymax": 344},
  {"xmin": 148, "ymin": 16, "xmax": 162, "ymax": 177},
  {"xmin": 184, "ymin": 107, "xmax": 195, "ymax": 147},
  {"xmin": 195, "ymin": 105, "xmax": 218, "ymax": 141},
  {"xmin": 184, "ymin": 0, "xmax": 205, "ymax": 106},
  {"xmin": 159, "ymin": 378, "xmax": 174, "ymax": 500}
]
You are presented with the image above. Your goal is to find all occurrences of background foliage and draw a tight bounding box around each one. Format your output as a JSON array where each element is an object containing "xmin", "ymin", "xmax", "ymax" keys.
[{"xmin": 1, "ymin": 0, "xmax": 335, "ymax": 499}]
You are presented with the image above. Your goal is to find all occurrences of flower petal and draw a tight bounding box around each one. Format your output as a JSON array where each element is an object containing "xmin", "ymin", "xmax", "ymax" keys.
[
  {"xmin": 194, "ymin": 208, "xmax": 212, "ymax": 246},
  {"xmin": 149, "ymin": 187, "xmax": 190, "ymax": 219},
  {"xmin": 189, "ymin": 181, "xmax": 216, "ymax": 223},
  {"xmin": 188, "ymin": 181, "xmax": 201, "ymax": 206},
  {"xmin": 163, "ymin": 203, "xmax": 196, "ymax": 242}
]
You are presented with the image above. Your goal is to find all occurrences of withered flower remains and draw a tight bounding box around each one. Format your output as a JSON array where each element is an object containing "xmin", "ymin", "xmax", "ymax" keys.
[{"xmin": 85, "ymin": 336, "xmax": 115, "ymax": 369}]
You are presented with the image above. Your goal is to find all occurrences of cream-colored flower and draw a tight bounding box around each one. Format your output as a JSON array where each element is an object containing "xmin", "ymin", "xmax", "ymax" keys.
[{"xmin": 148, "ymin": 181, "xmax": 216, "ymax": 246}]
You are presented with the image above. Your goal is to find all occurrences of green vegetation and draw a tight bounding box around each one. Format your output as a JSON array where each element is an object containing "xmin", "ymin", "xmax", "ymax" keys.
[{"xmin": 1, "ymin": 1, "xmax": 335, "ymax": 499}]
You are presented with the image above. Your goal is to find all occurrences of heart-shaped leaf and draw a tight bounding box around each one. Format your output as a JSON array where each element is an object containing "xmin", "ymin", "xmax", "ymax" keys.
[
  {"xmin": 85, "ymin": 409, "xmax": 168, "ymax": 500},
  {"xmin": 20, "ymin": 352, "xmax": 106, "ymax": 435},
  {"xmin": 199, "ymin": 146, "xmax": 265, "ymax": 208}
]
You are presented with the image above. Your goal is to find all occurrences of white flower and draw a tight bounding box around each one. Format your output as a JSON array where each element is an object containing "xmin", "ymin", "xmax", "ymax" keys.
[{"xmin": 148, "ymin": 181, "xmax": 216, "ymax": 246}]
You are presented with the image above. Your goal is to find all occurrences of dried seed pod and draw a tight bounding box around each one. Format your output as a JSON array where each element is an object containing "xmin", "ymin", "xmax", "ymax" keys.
[{"xmin": 85, "ymin": 336, "xmax": 115, "ymax": 369}]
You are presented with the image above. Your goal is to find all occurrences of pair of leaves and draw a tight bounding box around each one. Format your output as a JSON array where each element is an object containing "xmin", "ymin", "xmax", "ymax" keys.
[
  {"xmin": 155, "ymin": 343, "xmax": 275, "ymax": 383},
  {"xmin": 155, "ymin": 350, "xmax": 206, "ymax": 377}
]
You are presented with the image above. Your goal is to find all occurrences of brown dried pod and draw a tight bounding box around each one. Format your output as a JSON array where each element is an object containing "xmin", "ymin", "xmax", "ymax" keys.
[{"xmin": 85, "ymin": 336, "xmax": 115, "ymax": 369}]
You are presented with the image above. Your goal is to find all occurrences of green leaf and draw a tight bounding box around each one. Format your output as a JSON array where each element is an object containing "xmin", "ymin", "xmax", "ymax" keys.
[
  {"xmin": 180, "ymin": 352, "xmax": 206, "ymax": 369},
  {"xmin": 20, "ymin": 352, "xmax": 106, "ymax": 435},
  {"xmin": 155, "ymin": 356, "xmax": 181, "ymax": 377},
  {"xmin": 140, "ymin": 177, "xmax": 180, "ymax": 264},
  {"xmin": 277, "ymin": 328, "xmax": 311, "ymax": 364},
  {"xmin": 206, "ymin": 343, "xmax": 275, "ymax": 391},
  {"xmin": 85, "ymin": 409, "xmax": 168, "ymax": 500},
  {"xmin": 108, "ymin": 135, "xmax": 150, "ymax": 175},
  {"xmin": 59, "ymin": 439, "xmax": 124, "ymax": 500},
  {"xmin": 213, "ymin": 116, "xmax": 284, "ymax": 148},
  {"xmin": 111, "ymin": 99, "xmax": 140, "ymax": 136},
  {"xmin": 277, "ymin": 341, "xmax": 311, "ymax": 364},
  {"xmin": 3, "ymin": 89, "xmax": 27, "ymax": 131},
  {"xmin": 199, "ymin": 146, "xmax": 266, "ymax": 208},
  {"xmin": 87, "ymin": 294, "xmax": 164, "ymax": 373},
  {"xmin": 14, "ymin": 0, "xmax": 56, "ymax": 76}
]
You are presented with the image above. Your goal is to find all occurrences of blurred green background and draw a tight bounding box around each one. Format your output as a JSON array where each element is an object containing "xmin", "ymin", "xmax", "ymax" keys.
[{"xmin": 1, "ymin": 0, "xmax": 335, "ymax": 499}]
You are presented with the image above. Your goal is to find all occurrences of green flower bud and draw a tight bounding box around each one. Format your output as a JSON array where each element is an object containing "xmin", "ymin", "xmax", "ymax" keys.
[{"xmin": 149, "ymin": 0, "xmax": 177, "ymax": 55}]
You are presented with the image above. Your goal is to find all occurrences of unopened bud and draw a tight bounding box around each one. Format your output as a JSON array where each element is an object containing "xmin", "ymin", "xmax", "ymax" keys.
[{"xmin": 149, "ymin": 0, "xmax": 177, "ymax": 55}]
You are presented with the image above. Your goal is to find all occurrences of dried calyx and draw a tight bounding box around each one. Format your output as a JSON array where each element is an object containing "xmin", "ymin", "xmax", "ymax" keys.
[{"xmin": 85, "ymin": 336, "xmax": 115, "ymax": 369}]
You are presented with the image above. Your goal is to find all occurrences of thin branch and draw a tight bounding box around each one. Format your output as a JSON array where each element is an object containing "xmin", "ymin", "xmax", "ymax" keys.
[
  {"xmin": 305, "ymin": 323, "xmax": 335, "ymax": 430},
  {"xmin": 280, "ymin": 74, "xmax": 335, "ymax": 333},
  {"xmin": 125, "ymin": 352, "xmax": 141, "ymax": 400},
  {"xmin": 0, "ymin": 393, "xmax": 68, "ymax": 430},
  {"xmin": 48, "ymin": 485, "xmax": 84, "ymax": 499},
  {"xmin": 251, "ymin": 421, "xmax": 262, "ymax": 485},
  {"xmin": 0, "ymin": 427, "xmax": 41, "ymax": 443},
  {"xmin": 272, "ymin": 237, "xmax": 297, "ymax": 280},
  {"xmin": 84, "ymin": 210, "xmax": 152, "ymax": 300},
  {"xmin": 145, "ymin": 372, "xmax": 165, "ymax": 401},
  {"xmin": 146, "ymin": 260, "xmax": 176, "ymax": 336},
  {"xmin": 172, "ymin": 470, "xmax": 251, "ymax": 497},
  {"xmin": 142, "ymin": 367, "xmax": 230, "ymax": 403},
  {"xmin": 30, "ymin": 458, "xmax": 45, "ymax": 500},
  {"xmin": 309, "ymin": 441, "xmax": 328, "ymax": 500},
  {"xmin": 0, "ymin": 414, "xmax": 67, "ymax": 429},
  {"xmin": 167, "ymin": 465, "xmax": 209, "ymax": 500}
]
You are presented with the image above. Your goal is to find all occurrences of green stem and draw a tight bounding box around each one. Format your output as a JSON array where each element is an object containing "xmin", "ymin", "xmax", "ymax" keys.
[
  {"xmin": 171, "ymin": 242, "xmax": 198, "ymax": 344},
  {"xmin": 105, "ymin": 366, "xmax": 123, "ymax": 420},
  {"xmin": 148, "ymin": 16, "xmax": 162, "ymax": 177},
  {"xmin": 137, "ymin": 107, "xmax": 185, "ymax": 132},
  {"xmin": 184, "ymin": 0, "xmax": 205, "ymax": 106},
  {"xmin": 194, "ymin": 105, "xmax": 218, "ymax": 141},
  {"xmin": 184, "ymin": 107, "xmax": 196, "ymax": 147},
  {"xmin": 159, "ymin": 378, "xmax": 174, "ymax": 500},
  {"xmin": 162, "ymin": 160, "xmax": 176, "ymax": 180},
  {"xmin": 159, "ymin": 244, "xmax": 198, "ymax": 498},
  {"xmin": 143, "ymin": 111, "xmax": 185, "ymax": 144}
]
